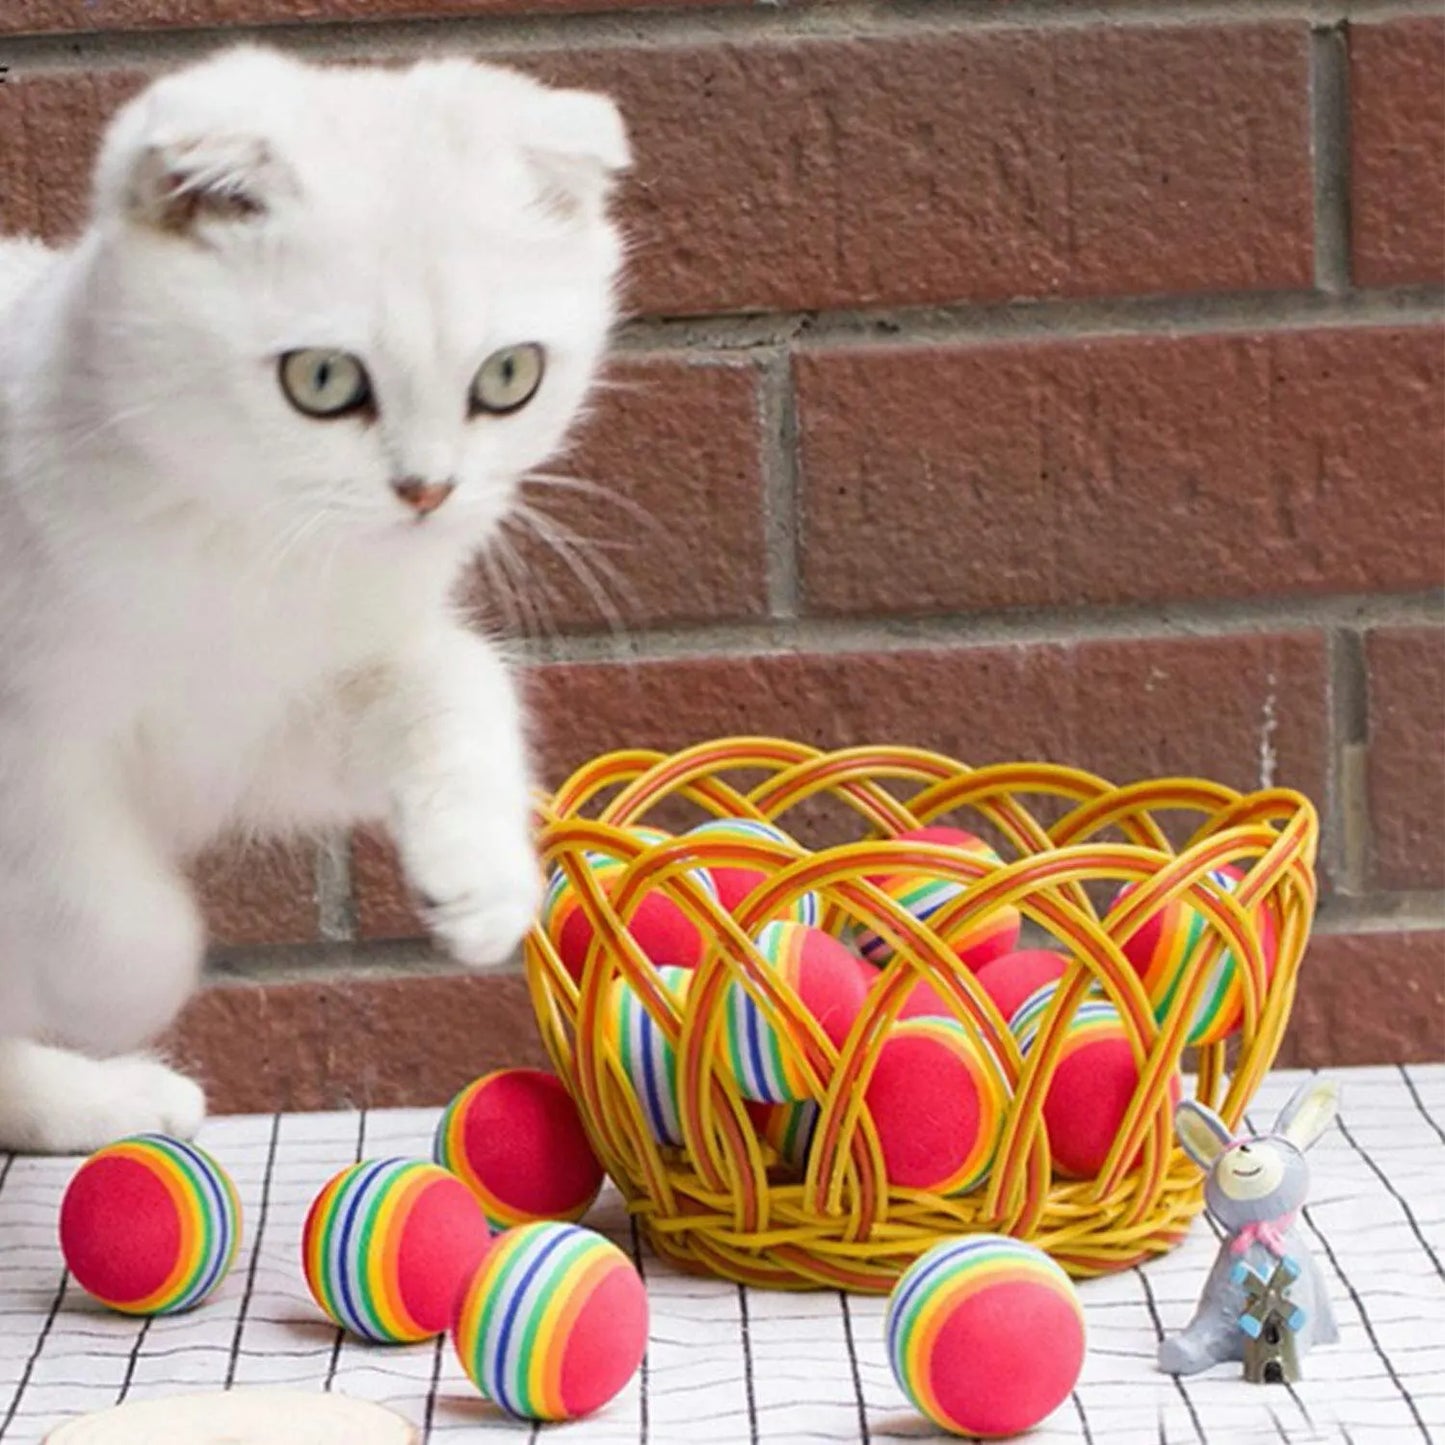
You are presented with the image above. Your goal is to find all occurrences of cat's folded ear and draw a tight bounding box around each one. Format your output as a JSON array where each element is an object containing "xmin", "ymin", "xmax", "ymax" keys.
[
  {"xmin": 524, "ymin": 87, "xmax": 631, "ymax": 222},
  {"xmin": 93, "ymin": 55, "xmax": 303, "ymax": 241},
  {"xmin": 121, "ymin": 133, "xmax": 299, "ymax": 236}
]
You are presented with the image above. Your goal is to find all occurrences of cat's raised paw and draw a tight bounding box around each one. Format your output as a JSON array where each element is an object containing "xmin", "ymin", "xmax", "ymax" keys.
[
  {"xmin": 398, "ymin": 807, "xmax": 543, "ymax": 969},
  {"xmin": 425, "ymin": 866, "xmax": 543, "ymax": 970}
]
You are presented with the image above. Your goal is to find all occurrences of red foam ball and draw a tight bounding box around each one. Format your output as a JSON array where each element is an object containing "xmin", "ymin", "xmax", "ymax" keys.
[
  {"xmin": 557, "ymin": 891, "xmax": 703, "ymax": 980},
  {"xmin": 1047, "ymin": 1033, "xmax": 1147, "ymax": 1178},
  {"xmin": 862, "ymin": 826, "xmax": 1021, "ymax": 971},
  {"xmin": 722, "ymin": 923, "xmax": 869, "ymax": 1102},
  {"xmin": 1116, "ymin": 861, "xmax": 1279, "ymax": 1045},
  {"xmin": 302, "ymin": 1159, "xmax": 492, "ymax": 1343},
  {"xmin": 888, "ymin": 1237, "xmax": 1086, "ymax": 1438},
  {"xmin": 682, "ymin": 820, "xmax": 820, "ymax": 930},
  {"xmin": 678, "ymin": 821, "xmax": 768, "ymax": 915},
  {"xmin": 435, "ymin": 1070, "xmax": 604, "ymax": 1231},
  {"xmin": 452, "ymin": 1222, "xmax": 648, "ymax": 1421},
  {"xmin": 897, "ymin": 976, "xmax": 950, "ymax": 1019},
  {"xmin": 712, "ymin": 865, "xmax": 762, "ymax": 915},
  {"xmin": 542, "ymin": 828, "xmax": 717, "ymax": 982},
  {"xmin": 866, "ymin": 1020, "xmax": 1007, "ymax": 1194},
  {"xmin": 395, "ymin": 1172, "xmax": 493, "ymax": 1333},
  {"xmin": 61, "ymin": 1154, "xmax": 183, "ymax": 1312},
  {"xmin": 905, "ymin": 827, "xmax": 1020, "ymax": 971},
  {"xmin": 975, "ymin": 949, "xmax": 1071, "ymax": 1024},
  {"xmin": 779, "ymin": 924, "xmax": 870, "ymax": 1050},
  {"xmin": 931, "ymin": 1277, "xmax": 1085, "ymax": 1436},
  {"xmin": 1013, "ymin": 987, "xmax": 1183, "ymax": 1178},
  {"xmin": 560, "ymin": 1256, "xmax": 650, "ymax": 1417},
  {"xmin": 852, "ymin": 955, "xmax": 951, "ymax": 1021},
  {"xmin": 59, "ymin": 1136, "xmax": 240, "ymax": 1317},
  {"xmin": 860, "ymin": 947, "xmax": 1068, "ymax": 1025},
  {"xmin": 1042, "ymin": 1045, "xmax": 1182, "ymax": 1179}
]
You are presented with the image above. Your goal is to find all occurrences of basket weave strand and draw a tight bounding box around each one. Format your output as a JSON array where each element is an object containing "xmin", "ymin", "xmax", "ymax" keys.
[{"xmin": 524, "ymin": 738, "xmax": 1317, "ymax": 1292}]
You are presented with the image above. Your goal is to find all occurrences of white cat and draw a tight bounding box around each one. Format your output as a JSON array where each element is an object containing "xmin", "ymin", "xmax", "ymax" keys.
[{"xmin": 0, "ymin": 48, "xmax": 628, "ymax": 1152}]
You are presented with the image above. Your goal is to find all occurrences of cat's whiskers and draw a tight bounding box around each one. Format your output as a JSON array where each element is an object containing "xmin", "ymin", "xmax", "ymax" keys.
[
  {"xmin": 31, "ymin": 344, "xmax": 248, "ymax": 474},
  {"xmin": 246, "ymin": 484, "xmax": 374, "ymax": 589},
  {"xmin": 470, "ymin": 550, "xmax": 523, "ymax": 639},
  {"xmin": 515, "ymin": 494, "xmax": 643, "ymax": 580},
  {"xmin": 521, "ymin": 470, "xmax": 658, "ymax": 538},
  {"xmin": 15, "ymin": 397, "xmax": 171, "ymax": 483},
  {"xmin": 504, "ymin": 497, "xmax": 636, "ymax": 639},
  {"xmin": 488, "ymin": 526, "xmax": 560, "ymax": 645},
  {"xmin": 257, "ymin": 508, "xmax": 329, "ymax": 588}
]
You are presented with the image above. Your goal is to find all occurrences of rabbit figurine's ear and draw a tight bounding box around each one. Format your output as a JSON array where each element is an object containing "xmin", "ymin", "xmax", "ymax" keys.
[
  {"xmin": 1274, "ymin": 1077, "xmax": 1340, "ymax": 1151},
  {"xmin": 1175, "ymin": 1100, "xmax": 1235, "ymax": 1170}
]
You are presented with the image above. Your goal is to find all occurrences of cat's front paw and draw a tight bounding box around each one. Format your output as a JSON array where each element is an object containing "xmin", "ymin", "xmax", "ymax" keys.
[
  {"xmin": 423, "ymin": 858, "xmax": 543, "ymax": 968},
  {"xmin": 426, "ymin": 887, "xmax": 538, "ymax": 968},
  {"xmin": 401, "ymin": 813, "xmax": 542, "ymax": 969},
  {"xmin": 100, "ymin": 1056, "xmax": 208, "ymax": 1142},
  {"xmin": 0, "ymin": 1049, "xmax": 206, "ymax": 1155}
]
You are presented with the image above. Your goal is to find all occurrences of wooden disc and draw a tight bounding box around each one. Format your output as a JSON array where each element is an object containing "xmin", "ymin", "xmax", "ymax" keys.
[{"xmin": 45, "ymin": 1389, "xmax": 418, "ymax": 1444}]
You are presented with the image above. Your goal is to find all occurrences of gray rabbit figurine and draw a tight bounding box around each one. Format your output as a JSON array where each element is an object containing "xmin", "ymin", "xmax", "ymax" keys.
[{"xmin": 1158, "ymin": 1078, "xmax": 1341, "ymax": 1377}]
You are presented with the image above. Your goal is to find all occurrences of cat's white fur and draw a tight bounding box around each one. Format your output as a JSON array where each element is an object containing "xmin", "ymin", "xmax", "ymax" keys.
[{"xmin": 0, "ymin": 48, "xmax": 628, "ymax": 1152}]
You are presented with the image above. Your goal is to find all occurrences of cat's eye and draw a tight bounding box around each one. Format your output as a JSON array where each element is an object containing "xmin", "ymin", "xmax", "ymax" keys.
[
  {"xmin": 278, "ymin": 349, "xmax": 373, "ymax": 419},
  {"xmin": 470, "ymin": 344, "xmax": 545, "ymax": 417}
]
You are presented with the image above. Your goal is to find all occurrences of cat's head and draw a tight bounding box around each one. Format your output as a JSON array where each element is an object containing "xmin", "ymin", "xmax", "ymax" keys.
[{"xmin": 78, "ymin": 47, "xmax": 629, "ymax": 558}]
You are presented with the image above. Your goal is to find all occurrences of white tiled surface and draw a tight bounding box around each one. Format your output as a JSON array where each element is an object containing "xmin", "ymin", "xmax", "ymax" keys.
[{"xmin": 1, "ymin": 1067, "xmax": 1442, "ymax": 1443}]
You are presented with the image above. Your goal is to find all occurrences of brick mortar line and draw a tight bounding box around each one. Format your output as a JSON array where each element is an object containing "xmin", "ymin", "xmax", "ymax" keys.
[
  {"xmin": 205, "ymin": 938, "xmax": 462, "ymax": 986},
  {"xmin": 1323, "ymin": 632, "xmax": 1344, "ymax": 888},
  {"xmin": 512, "ymin": 589, "xmax": 1445, "ymax": 667},
  {"xmin": 1328, "ymin": 629, "xmax": 1372, "ymax": 894},
  {"xmin": 1313, "ymin": 890, "xmax": 1445, "ymax": 932},
  {"xmin": 202, "ymin": 890, "xmax": 1445, "ymax": 986},
  {"xmin": 314, "ymin": 831, "xmax": 356, "ymax": 943},
  {"xmin": 0, "ymin": 0, "xmax": 1440, "ymax": 70},
  {"xmin": 613, "ymin": 286, "xmax": 1445, "ymax": 356},
  {"xmin": 757, "ymin": 347, "xmax": 801, "ymax": 619},
  {"xmin": 1310, "ymin": 22, "xmax": 1355, "ymax": 294}
]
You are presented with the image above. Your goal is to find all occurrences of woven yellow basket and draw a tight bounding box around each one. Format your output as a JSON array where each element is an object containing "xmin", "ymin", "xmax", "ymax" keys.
[{"xmin": 523, "ymin": 737, "xmax": 1318, "ymax": 1293}]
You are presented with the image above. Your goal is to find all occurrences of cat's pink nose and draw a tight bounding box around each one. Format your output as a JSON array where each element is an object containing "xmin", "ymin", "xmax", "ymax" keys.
[{"xmin": 393, "ymin": 477, "xmax": 455, "ymax": 516}]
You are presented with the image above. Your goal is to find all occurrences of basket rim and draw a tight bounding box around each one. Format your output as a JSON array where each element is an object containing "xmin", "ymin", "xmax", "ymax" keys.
[{"xmin": 537, "ymin": 735, "xmax": 1319, "ymax": 837}]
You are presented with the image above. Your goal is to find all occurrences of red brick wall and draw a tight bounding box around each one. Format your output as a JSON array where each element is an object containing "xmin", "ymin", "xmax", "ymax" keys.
[{"xmin": 2, "ymin": 1, "xmax": 1441, "ymax": 1105}]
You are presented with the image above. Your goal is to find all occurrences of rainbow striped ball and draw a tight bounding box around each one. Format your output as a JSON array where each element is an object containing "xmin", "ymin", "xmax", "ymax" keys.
[
  {"xmin": 434, "ymin": 1069, "xmax": 603, "ymax": 1231},
  {"xmin": 302, "ymin": 1159, "xmax": 490, "ymax": 1343},
  {"xmin": 452, "ymin": 1222, "xmax": 648, "ymax": 1422},
  {"xmin": 887, "ymin": 1235, "xmax": 1085, "ymax": 1438},
  {"xmin": 1012, "ymin": 985, "xmax": 1179, "ymax": 1179},
  {"xmin": 1115, "ymin": 863, "xmax": 1279, "ymax": 1045},
  {"xmin": 763, "ymin": 1100, "xmax": 821, "ymax": 1174},
  {"xmin": 721, "ymin": 923, "xmax": 868, "ymax": 1104},
  {"xmin": 542, "ymin": 827, "xmax": 718, "ymax": 981},
  {"xmin": 609, "ymin": 965, "xmax": 692, "ymax": 1147},
  {"xmin": 542, "ymin": 826, "xmax": 667, "ymax": 941},
  {"xmin": 855, "ymin": 828, "xmax": 1020, "ymax": 971},
  {"xmin": 684, "ymin": 818, "xmax": 819, "ymax": 925},
  {"xmin": 867, "ymin": 1018, "xmax": 1009, "ymax": 1195},
  {"xmin": 59, "ymin": 1135, "xmax": 241, "ymax": 1316}
]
